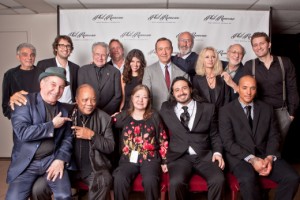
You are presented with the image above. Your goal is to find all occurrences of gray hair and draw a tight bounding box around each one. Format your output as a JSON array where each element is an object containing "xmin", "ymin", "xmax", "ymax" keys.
[
  {"xmin": 16, "ymin": 43, "xmax": 36, "ymax": 55},
  {"xmin": 227, "ymin": 44, "xmax": 246, "ymax": 56},
  {"xmin": 178, "ymin": 31, "xmax": 194, "ymax": 47},
  {"xmin": 92, "ymin": 42, "xmax": 109, "ymax": 54}
]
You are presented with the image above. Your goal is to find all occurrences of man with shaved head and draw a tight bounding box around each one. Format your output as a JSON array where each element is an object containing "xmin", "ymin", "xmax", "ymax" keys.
[{"xmin": 219, "ymin": 75, "xmax": 299, "ymax": 200}]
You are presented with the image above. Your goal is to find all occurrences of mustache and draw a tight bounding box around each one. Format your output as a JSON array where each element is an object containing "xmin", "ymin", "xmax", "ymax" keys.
[{"xmin": 178, "ymin": 93, "xmax": 187, "ymax": 97}]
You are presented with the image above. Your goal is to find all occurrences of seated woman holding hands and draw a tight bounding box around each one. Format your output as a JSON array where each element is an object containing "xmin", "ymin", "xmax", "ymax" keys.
[{"xmin": 113, "ymin": 84, "xmax": 168, "ymax": 200}]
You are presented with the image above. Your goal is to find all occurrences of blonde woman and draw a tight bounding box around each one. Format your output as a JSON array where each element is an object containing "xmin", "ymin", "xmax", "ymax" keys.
[{"xmin": 192, "ymin": 47, "xmax": 230, "ymax": 110}]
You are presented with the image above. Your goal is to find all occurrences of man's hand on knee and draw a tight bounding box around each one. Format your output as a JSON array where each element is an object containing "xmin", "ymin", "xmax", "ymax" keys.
[{"xmin": 46, "ymin": 159, "xmax": 65, "ymax": 182}]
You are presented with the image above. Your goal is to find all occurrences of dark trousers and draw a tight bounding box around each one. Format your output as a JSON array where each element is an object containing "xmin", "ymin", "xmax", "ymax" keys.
[
  {"xmin": 113, "ymin": 160, "xmax": 161, "ymax": 200},
  {"xmin": 233, "ymin": 159, "xmax": 299, "ymax": 200},
  {"xmin": 31, "ymin": 170, "xmax": 112, "ymax": 200},
  {"xmin": 168, "ymin": 155, "xmax": 225, "ymax": 200},
  {"xmin": 6, "ymin": 155, "xmax": 71, "ymax": 200}
]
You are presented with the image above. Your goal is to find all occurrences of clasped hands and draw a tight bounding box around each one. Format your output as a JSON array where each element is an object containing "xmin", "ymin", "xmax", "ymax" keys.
[{"xmin": 249, "ymin": 156, "xmax": 273, "ymax": 176}]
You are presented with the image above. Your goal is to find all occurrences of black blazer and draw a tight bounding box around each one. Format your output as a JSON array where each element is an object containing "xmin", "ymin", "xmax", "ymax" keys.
[
  {"xmin": 37, "ymin": 58, "xmax": 79, "ymax": 102},
  {"xmin": 218, "ymin": 99, "xmax": 280, "ymax": 171},
  {"xmin": 77, "ymin": 63, "xmax": 121, "ymax": 115},
  {"xmin": 160, "ymin": 100, "xmax": 223, "ymax": 163},
  {"xmin": 222, "ymin": 61, "xmax": 244, "ymax": 100},
  {"xmin": 171, "ymin": 52, "xmax": 198, "ymax": 80},
  {"xmin": 192, "ymin": 75, "xmax": 230, "ymax": 110}
]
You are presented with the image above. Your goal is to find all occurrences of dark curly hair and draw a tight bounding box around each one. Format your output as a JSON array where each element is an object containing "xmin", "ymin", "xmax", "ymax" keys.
[
  {"xmin": 122, "ymin": 49, "xmax": 146, "ymax": 84},
  {"xmin": 52, "ymin": 35, "xmax": 74, "ymax": 55}
]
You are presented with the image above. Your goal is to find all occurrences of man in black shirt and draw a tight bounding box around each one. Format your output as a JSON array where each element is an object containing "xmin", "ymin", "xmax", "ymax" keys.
[
  {"xmin": 243, "ymin": 32, "xmax": 299, "ymax": 145},
  {"xmin": 2, "ymin": 43, "xmax": 43, "ymax": 119}
]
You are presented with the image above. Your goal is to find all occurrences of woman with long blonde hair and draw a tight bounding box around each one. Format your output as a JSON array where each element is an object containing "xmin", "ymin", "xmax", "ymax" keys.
[{"xmin": 193, "ymin": 47, "xmax": 230, "ymax": 110}]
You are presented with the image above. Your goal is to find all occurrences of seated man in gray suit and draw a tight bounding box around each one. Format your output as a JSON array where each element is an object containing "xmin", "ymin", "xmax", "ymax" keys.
[
  {"xmin": 143, "ymin": 37, "xmax": 188, "ymax": 111},
  {"xmin": 219, "ymin": 75, "xmax": 299, "ymax": 200}
]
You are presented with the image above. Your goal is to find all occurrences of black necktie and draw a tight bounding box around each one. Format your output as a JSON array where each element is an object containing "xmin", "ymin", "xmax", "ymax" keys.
[
  {"xmin": 245, "ymin": 105, "xmax": 253, "ymax": 129},
  {"xmin": 180, "ymin": 106, "xmax": 190, "ymax": 131}
]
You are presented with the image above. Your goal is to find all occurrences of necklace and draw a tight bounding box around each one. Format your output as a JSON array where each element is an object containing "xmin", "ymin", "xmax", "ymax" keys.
[{"xmin": 206, "ymin": 75, "xmax": 216, "ymax": 88}]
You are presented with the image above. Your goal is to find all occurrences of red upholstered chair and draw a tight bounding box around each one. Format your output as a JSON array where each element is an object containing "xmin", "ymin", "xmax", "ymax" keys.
[
  {"xmin": 226, "ymin": 172, "xmax": 278, "ymax": 200},
  {"xmin": 75, "ymin": 181, "xmax": 89, "ymax": 191},
  {"xmin": 131, "ymin": 172, "xmax": 168, "ymax": 200},
  {"xmin": 188, "ymin": 174, "xmax": 208, "ymax": 192}
]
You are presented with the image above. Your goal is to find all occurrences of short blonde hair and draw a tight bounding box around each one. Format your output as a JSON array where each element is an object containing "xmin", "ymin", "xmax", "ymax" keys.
[{"xmin": 195, "ymin": 47, "xmax": 223, "ymax": 76}]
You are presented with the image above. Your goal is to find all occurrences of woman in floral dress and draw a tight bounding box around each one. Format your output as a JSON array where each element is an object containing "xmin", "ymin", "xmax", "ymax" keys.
[{"xmin": 113, "ymin": 84, "xmax": 168, "ymax": 200}]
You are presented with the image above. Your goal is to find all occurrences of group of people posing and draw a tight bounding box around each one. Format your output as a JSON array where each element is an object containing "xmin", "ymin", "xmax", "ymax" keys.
[{"xmin": 2, "ymin": 31, "xmax": 300, "ymax": 200}]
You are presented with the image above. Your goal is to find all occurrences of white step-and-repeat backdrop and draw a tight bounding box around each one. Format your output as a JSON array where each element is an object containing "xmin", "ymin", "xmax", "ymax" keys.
[{"xmin": 59, "ymin": 9, "xmax": 269, "ymax": 67}]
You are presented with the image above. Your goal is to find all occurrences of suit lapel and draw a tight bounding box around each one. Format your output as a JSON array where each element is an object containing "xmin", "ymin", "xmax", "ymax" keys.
[
  {"xmin": 214, "ymin": 76, "xmax": 222, "ymax": 103},
  {"xmin": 252, "ymin": 101, "xmax": 261, "ymax": 137},
  {"xmin": 166, "ymin": 102, "xmax": 189, "ymax": 132},
  {"xmin": 98, "ymin": 65, "xmax": 110, "ymax": 92},
  {"xmin": 191, "ymin": 102, "xmax": 203, "ymax": 131},
  {"xmin": 89, "ymin": 65, "xmax": 100, "ymax": 92},
  {"xmin": 36, "ymin": 93, "xmax": 46, "ymax": 122},
  {"xmin": 200, "ymin": 77, "xmax": 211, "ymax": 102},
  {"xmin": 156, "ymin": 62, "xmax": 168, "ymax": 91},
  {"xmin": 233, "ymin": 100, "xmax": 253, "ymax": 135}
]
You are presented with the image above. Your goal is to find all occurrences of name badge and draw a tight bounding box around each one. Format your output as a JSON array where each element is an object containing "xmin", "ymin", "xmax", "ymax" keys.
[{"xmin": 130, "ymin": 150, "xmax": 139, "ymax": 163}]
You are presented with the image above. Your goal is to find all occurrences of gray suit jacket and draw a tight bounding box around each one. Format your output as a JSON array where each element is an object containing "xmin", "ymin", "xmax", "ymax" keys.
[{"xmin": 142, "ymin": 61, "xmax": 188, "ymax": 111}]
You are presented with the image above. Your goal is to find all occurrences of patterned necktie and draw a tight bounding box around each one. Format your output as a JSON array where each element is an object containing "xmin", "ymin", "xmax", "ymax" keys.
[
  {"xmin": 165, "ymin": 65, "xmax": 170, "ymax": 90},
  {"xmin": 180, "ymin": 106, "xmax": 190, "ymax": 131},
  {"xmin": 245, "ymin": 105, "xmax": 253, "ymax": 129}
]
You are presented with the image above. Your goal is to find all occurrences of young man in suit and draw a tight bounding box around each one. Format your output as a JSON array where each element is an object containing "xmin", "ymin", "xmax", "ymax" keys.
[
  {"xmin": 77, "ymin": 42, "xmax": 121, "ymax": 115},
  {"xmin": 160, "ymin": 76, "xmax": 225, "ymax": 200},
  {"xmin": 37, "ymin": 35, "xmax": 79, "ymax": 103},
  {"xmin": 171, "ymin": 31, "xmax": 198, "ymax": 80},
  {"xmin": 219, "ymin": 75, "xmax": 299, "ymax": 200},
  {"xmin": 5, "ymin": 67, "xmax": 73, "ymax": 200},
  {"xmin": 143, "ymin": 37, "xmax": 188, "ymax": 111}
]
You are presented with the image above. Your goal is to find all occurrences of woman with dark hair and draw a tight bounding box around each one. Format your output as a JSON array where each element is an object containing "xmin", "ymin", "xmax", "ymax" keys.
[
  {"xmin": 193, "ymin": 47, "xmax": 231, "ymax": 111},
  {"xmin": 120, "ymin": 49, "xmax": 146, "ymax": 111},
  {"xmin": 113, "ymin": 84, "xmax": 168, "ymax": 200}
]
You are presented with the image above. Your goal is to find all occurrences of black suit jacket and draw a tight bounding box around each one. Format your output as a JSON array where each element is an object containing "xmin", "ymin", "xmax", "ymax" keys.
[
  {"xmin": 37, "ymin": 58, "xmax": 79, "ymax": 102},
  {"xmin": 77, "ymin": 63, "xmax": 121, "ymax": 115},
  {"xmin": 160, "ymin": 100, "xmax": 223, "ymax": 163},
  {"xmin": 221, "ymin": 61, "xmax": 244, "ymax": 100},
  {"xmin": 218, "ymin": 99, "xmax": 280, "ymax": 171},
  {"xmin": 193, "ymin": 75, "xmax": 230, "ymax": 110},
  {"xmin": 171, "ymin": 52, "xmax": 198, "ymax": 80}
]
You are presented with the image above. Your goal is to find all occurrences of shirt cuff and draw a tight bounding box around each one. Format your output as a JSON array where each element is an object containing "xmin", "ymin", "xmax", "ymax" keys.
[
  {"xmin": 244, "ymin": 154, "xmax": 255, "ymax": 162},
  {"xmin": 268, "ymin": 155, "xmax": 277, "ymax": 161},
  {"xmin": 213, "ymin": 152, "xmax": 222, "ymax": 157}
]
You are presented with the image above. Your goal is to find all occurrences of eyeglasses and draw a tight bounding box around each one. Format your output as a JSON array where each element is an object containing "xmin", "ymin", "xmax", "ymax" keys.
[{"xmin": 58, "ymin": 44, "xmax": 72, "ymax": 50}]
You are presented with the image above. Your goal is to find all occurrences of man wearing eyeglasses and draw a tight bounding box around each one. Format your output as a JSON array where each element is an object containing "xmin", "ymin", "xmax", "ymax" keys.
[
  {"xmin": 171, "ymin": 31, "xmax": 198, "ymax": 81},
  {"xmin": 37, "ymin": 35, "xmax": 80, "ymax": 104},
  {"xmin": 221, "ymin": 44, "xmax": 246, "ymax": 100}
]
